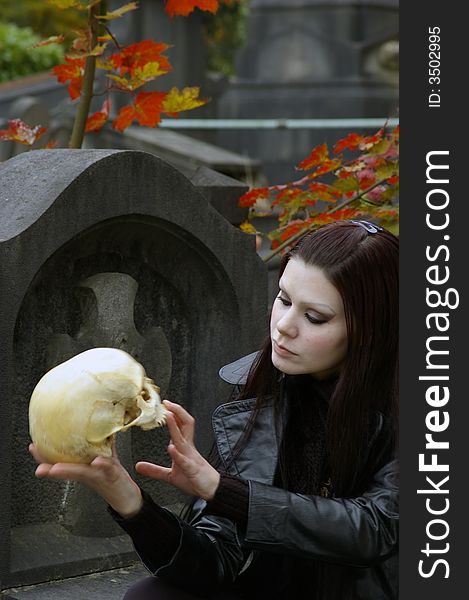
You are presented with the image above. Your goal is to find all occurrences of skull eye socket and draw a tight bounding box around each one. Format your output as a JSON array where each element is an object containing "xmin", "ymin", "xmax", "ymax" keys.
[{"xmin": 123, "ymin": 403, "xmax": 141, "ymax": 426}]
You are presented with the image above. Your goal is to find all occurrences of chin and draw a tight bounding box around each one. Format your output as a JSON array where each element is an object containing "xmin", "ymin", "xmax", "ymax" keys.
[{"xmin": 271, "ymin": 352, "xmax": 301, "ymax": 375}]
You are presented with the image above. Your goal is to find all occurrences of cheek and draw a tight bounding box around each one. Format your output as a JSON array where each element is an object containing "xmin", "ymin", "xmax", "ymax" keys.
[{"xmin": 304, "ymin": 327, "xmax": 347, "ymax": 357}]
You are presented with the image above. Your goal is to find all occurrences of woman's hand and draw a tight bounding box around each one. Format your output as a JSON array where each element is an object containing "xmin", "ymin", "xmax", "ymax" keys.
[
  {"xmin": 135, "ymin": 400, "xmax": 220, "ymax": 501},
  {"xmin": 29, "ymin": 443, "xmax": 143, "ymax": 519}
]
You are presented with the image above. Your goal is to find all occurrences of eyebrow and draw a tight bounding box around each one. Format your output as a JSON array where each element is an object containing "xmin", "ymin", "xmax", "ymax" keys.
[{"xmin": 278, "ymin": 281, "xmax": 336, "ymax": 314}]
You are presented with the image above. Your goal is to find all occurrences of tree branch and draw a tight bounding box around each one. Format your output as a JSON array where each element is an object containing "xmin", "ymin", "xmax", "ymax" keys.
[
  {"xmin": 262, "ymin": 176, "xmax": 395, "ymax": 263},
  {"xmin": 68, "ymin": 1, "xmax": 103, "ymax": 149}
]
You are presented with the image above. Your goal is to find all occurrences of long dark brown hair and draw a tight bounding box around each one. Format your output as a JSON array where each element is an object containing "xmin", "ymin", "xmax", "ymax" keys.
[{"xmin": 238, "ymin": 220, "xmax": 399, "ymax": 497}]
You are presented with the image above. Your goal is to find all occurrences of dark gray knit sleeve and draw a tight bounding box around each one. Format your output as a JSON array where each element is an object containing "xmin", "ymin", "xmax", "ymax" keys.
[{"xmin": 203, "ymin": 473, "xmax": 249, "ymax": 527}]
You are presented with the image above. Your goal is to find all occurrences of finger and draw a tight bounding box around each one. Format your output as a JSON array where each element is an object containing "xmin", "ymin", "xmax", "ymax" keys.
[
  {"xmin": 167, "ymin": 443, "xmax": 195, "ymax": 474},
  {"xmin": 135, "ymin": 461, "xmax": 171, "ymax": 482},
  {"xmin": 163, "ymin": 400, "xmax": 195, "ymax": 438},
  {"xmin": 42, "ymin": 461, "xmax": 97, "ymax": 482},
  {"xmin": 35, "ymin": 463, "xmax": 54, "ymax": 478},
  {"xmin": 165, "ymin": 411, "xmax": 186, "ymax": 448},
  {"xmin": 29, "ymin": 443, "xmax": 49, "ymax": 465}
]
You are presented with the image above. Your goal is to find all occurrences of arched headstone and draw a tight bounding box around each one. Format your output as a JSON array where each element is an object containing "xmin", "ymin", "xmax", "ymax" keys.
[
  {"xmin": 217, "ymin": 0, "xmax": 399, "ymax": 183},
  {"xmin": 0, "ymin": 149, "xmax": 267, "ymax": 588}
]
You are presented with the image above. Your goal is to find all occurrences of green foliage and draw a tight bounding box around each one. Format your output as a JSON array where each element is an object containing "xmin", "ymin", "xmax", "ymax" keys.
[
  {"xmin": 0, "ymin": 0, "xmax": 85, "ymax": 37},
  {"xmin": 0, "ymin": 22, "xmax": 65, "ymax": 83},
  {"xmin": 204, "ymin": 0, "xmax": 249, "ymax": 76}
]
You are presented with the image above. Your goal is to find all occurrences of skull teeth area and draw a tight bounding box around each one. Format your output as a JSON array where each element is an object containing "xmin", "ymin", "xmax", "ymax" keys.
[{"xmin": 120, "ymin": 378, "xmax": 167, "ymax": 431}]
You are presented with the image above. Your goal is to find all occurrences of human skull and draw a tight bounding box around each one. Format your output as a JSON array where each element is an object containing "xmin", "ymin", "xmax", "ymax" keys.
[{"xmin": 29, "ymin": 347, "xmax": 167, "ymax": 464}]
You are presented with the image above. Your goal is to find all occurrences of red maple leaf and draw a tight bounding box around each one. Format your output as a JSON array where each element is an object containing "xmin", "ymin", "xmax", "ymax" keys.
[
  {"xmin": 52, "ymin": 57, "xmax": 85, "ymax": 100},
  {"xmin": 106, "ymin": 40, "xmax": 172, "ymax": 77},
  {"xmin": 279, "ymin": 219, "xmax": 312, "ymax": 242},
  {"xmin": 112, "ymin": 91, "xmax": 167, "ymax": 132},
  {"xmin": 314, "ymin": 208, "xmax": 363, "ymax": 225},
  {"xmin": 296, "ymin": 144, "xmax": 330, "ymax": 171},
  {"xmin": 238, "ymin": 187, "xmax": 270, "ymax": 208},
  {"xmin": 360, "ymin": 127, "xmax": 385, "ymax": 149},
  {"xmin": 85, "ymin": 99, "xmax": 111, "ymax": 133},
  {"xmin": 308, "ymin": 182, "xmax": 340, "ymax": 201},
  {"xmin": 333, "ymin": 133, "xmax": 363, "ymax": 155},
  {"xmin": 0, "ymin": 119, "xmax": 46, "ymax": 145},
  {"xmin": 272, "ymin": 187, "xmax": 306, "ymax": 207},
  {"xmin": 165, "ymin": 0, "xmax": 219, "ymax": 17},
  {"xmin": 310, "ymin": 159, "xmax": 341, "ymax": 178}
]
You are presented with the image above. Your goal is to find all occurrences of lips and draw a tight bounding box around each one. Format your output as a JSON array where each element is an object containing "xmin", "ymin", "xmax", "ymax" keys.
[{"xmin": 273, "ymin": 340, "xmax": 296, "ymax": 356}]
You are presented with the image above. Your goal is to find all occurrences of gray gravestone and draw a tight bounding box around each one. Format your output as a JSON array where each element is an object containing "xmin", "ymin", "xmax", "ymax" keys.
[
  {"xmin": 0, "ymin": 149, "xmax": 267, "ymax": 589},
  {"xmin": 217, "ymin": 0, "xmax": 399, "ymax": 183}
]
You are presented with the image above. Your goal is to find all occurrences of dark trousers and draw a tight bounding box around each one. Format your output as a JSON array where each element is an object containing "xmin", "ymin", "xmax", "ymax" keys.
[{"xmin": 122, "ymin": 576, "xmax": 242, "ymax": 600}]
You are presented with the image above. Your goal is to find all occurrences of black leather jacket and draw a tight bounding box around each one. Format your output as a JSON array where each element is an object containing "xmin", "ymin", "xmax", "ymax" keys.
[{"xmin": 135, "ymin": 354, "xmax": 399, "ymax": 599}]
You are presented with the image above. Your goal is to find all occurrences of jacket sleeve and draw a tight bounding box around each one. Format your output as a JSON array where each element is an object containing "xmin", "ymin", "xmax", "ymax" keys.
[
  {"xmin": 154, "ymin": 506, "xmax": 247, "ymax": 594},
  {"xmin": 112, "ymin": 491, "xmax": 247, "ymax": 596},
  {"xmin": 244, "ymin": 458, "xmax": 399, "ymax": 567}
]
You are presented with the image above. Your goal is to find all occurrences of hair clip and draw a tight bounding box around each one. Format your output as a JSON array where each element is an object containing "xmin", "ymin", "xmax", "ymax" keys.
[{"xmin": 350, "ymin": 220, "xmax": 383, "ymax": 234}]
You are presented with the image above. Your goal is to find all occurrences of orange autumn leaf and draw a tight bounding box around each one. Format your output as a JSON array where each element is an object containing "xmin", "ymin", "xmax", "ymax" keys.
[
  {"xmin": 296, "ymin": 143, "xmax": 329, "ymax": 171},
  {"xmin": 360, "ymin": 127, "xmax": 385, "ymax": 150},
  {"xmin": 308, "ymin": 181, "xmax": 340, "ymax": 201},
  {"xmin": 53, "ymin": 57, "xmax": 85, "ymax": 99},
  {"xmin": 165, "ymin": 0, "xmax": 219, "ymax": 18},
  {"xmin": 112, "ymin": 91, "xmax": 167, "ymax": 132},
  {"xmin": 272, "ymin": 188, "xmax": 308, "ymax": 210},
  {"xmin": 163, "ymin": 86, "xmax": 209, "ymax": 115},
  {"xmin": 278, "ymin": 219, "xmax": 311, "ymax": 242},
  {"xmin": 238, "ymin": 187, "xmax": 270, "ymax": 208},
  {"xmin": 85, "ymin": 98, "xmax": 111, "ymax": 133},
  {"xmin": 0, "ymin": 119, "xmax": 47, "ymax": 145},
  {"xmin": 107, "ymin": 62, "xmax": 167, "ymax": 91},
  {"xmin": 333, "ymin": 132, "xmax": 363, "ymax": 154},
  {"xmin": 105, "ymin": 40, "xmax": 172, "ymax": 77},
  {"xmin": 310, "ymin": 159, "xmax": 341, "ymax": 178},
  {"xmin": 314, "ymin": 207, "xmax": 364, "ymax": 225}
]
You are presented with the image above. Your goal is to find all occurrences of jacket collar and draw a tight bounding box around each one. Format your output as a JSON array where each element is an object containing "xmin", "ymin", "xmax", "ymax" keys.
[
  {"xmin": 211, "ymin": 398, "xmax": 279, "ymax": 485},
  {"xmin": 218, "ymin": 351, "xmax": 259, "ymax": 385}
]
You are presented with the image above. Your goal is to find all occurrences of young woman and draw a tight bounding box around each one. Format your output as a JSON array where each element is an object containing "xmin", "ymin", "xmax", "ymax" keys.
[{"xmin": 30, "ymin": 219, "xmax": 399, "ymax": 599}]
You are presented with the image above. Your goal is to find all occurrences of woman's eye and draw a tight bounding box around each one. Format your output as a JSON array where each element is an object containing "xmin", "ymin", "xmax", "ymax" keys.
[
  {"xmin": 277, "ymin": 295, "xmax": 291, "ymax": 306},
  {"xmin": 305, "ymin": 314, "xmax": 326, "ymax": 325}
]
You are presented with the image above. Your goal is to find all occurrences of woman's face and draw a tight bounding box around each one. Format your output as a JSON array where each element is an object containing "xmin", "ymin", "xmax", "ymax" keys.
[{"xmin": 270, "ymin": 258, "xmax": 348, "ymax": 379}]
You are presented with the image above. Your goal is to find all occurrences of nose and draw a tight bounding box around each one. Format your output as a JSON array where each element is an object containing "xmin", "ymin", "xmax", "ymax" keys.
[{"xmin": 276, "ymin": 309, "xmax": 298, "ymax": 339}]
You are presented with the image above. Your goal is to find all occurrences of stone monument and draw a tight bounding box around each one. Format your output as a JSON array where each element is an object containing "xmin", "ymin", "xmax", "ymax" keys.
[
  {"xmin": 0, "ymin": 149, "xmax": 267, "ymax": 589},
  {"xmin": 217, "ymin": 0, "xmax": 399, "ymax": 183}
]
